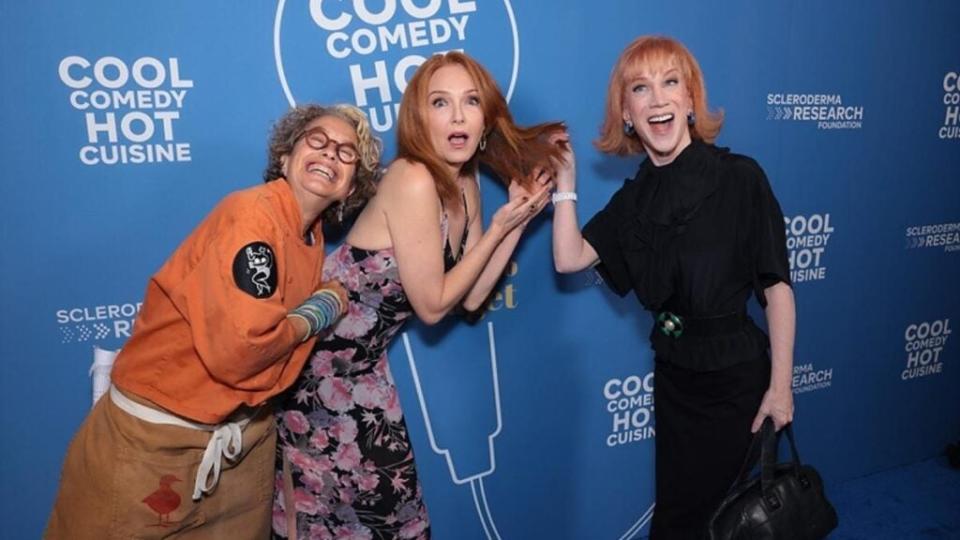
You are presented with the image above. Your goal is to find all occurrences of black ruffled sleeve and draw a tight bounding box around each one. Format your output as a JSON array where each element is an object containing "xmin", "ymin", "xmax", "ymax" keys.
[
  {"xmin": 742, "ymin": 159, "xmax": 791, "ymax": 307},
  {"xmin": 582, "ymin": 181, "xmax": 634, "ymax": 297}
]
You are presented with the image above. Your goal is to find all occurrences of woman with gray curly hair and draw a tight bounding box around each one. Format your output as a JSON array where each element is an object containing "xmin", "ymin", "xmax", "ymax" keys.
[
  {"xmin": 45, "ymin": 103, "xmax": 382, "ymax": 539},
  {"xmin": 264, "ymin": 103, "xmax": 382, "ymax": 226}
]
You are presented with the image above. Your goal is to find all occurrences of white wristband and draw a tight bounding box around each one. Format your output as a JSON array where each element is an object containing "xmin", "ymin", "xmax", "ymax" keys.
[{"xmin": 552, "ymin": 191, "xmax": 578, "ymax": 204}]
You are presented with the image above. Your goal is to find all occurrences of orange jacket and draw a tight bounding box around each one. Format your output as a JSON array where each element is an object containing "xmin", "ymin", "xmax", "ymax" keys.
[{"xmin": 112, "ymin": 180, "xmax": 324, "ymax": 424}]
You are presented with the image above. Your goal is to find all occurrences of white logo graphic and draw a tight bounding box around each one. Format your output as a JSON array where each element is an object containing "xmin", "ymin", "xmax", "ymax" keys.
[
  {"xmin": 766, "ymin": 93, "xmax": 864, "ymax": 130},
  {"xmin": 404, "ymin": 327, "xmax": 654, "ymax": 539},
  {"xmin": 792, "ymin": 362, "xmax": 833, "ymax": 394},
  {"xmin": 246, "ymin": 246, "xmax": 275, "ymax": 295},
  {"xmin": 905, "ymin": 222, "xmax": 960, "ymax": 252},
  {"xmin": 603, "ymin": 372, "xmax": 656, "ymax": 539},
  {"xmin": 59, "ymin": 56, "xmax": 193, "ymax": 165},
  {"xmin": 941, "ymin": 71, "xmax": 959, "ymax": 139},
  {"xmin": 56, "ymin": 302, "xmax": 142, "ymax": 343},
  {"xmin": 603, "ymin": 372, "xmax": 655, "ymax": 448},
  {"xmin": 274, "ymin": 0, "xmax": 519, "ymax": 136},
  {"xmin": 785, "ymin": 213, "xmax": 833, "ymax": 283},
  {"xmin": 403, "ymin": 323, "xmax": 503, "ymax": 539},
  {"xmin": 902, "ymin": 319, "xmax": 951, "ymax": 380}
]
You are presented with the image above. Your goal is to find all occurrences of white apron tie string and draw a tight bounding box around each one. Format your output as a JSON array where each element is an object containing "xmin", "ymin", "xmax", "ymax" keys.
[{"xmin": 109, "ymin": 385, "xmax": 252, "ymax": 500}]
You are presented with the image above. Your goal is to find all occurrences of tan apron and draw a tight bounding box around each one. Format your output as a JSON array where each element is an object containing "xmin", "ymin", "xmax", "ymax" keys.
[{"xmin": 45, "ymin": 388, "xmax": 276, "ymax": 540}]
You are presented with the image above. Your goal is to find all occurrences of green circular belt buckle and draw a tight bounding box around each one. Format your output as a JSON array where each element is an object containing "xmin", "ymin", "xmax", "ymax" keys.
[{"xmin": 657, "ymin": 311, "xmax": 684, "ymax": 338}]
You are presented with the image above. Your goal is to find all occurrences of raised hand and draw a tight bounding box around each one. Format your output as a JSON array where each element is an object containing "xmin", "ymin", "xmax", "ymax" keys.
[{"xmin": 492, "ymin": 177, "xmax": 553, "ymax": 235}]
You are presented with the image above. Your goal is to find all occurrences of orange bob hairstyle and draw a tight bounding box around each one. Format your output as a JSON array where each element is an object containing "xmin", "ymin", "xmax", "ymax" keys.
[
  {"xmin": 596, "ymin": 35, "xmax": 724, "ymax": 156},
  {"xmin": 397, "ymin": 51, "xmax": 565, "ymax": 205}
]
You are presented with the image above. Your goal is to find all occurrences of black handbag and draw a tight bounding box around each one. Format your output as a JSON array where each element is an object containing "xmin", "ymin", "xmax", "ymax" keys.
[{"xmin": 707, "ymin": 418, "xmax": 838, "ymax": 540}]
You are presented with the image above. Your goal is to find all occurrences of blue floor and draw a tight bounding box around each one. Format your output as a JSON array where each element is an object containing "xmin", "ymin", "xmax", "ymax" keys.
[{"xmin": 827, "ymin": 456, "xmax": 960, "ymax": 539}]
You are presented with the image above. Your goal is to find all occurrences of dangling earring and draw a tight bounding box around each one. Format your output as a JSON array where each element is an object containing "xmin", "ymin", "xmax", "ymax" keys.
[
  {"xmin": 687, "ymin": 111, "xmax": 696, "ymax": 126},
  {"xmin": 479, "ymin": 134, "xmax": 487, "ymax": 152},
  {"xmin": 623, "ymin": 120, "xmax": 635, "ymax": 136},
  {"xmin": 336, "ymin": 201, "xmax": 345, "ymax": 223}
]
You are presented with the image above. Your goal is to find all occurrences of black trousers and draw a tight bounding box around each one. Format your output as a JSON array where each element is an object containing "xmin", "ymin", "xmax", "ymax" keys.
[{"xmin": 649, "ymin": 355, "xmax": 771, "ymax": 540}]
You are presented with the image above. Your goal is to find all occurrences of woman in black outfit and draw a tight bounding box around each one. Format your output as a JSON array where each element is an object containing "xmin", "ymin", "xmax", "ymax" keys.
[{"xmin": 550, "ymin": 36, "xmax": 796, "ymax": 539}]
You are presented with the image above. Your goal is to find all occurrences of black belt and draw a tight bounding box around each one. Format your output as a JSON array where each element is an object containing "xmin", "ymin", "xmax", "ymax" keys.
[{"xmin": 655, "ymin": 310, "xmax": 747, "ymax": 339}]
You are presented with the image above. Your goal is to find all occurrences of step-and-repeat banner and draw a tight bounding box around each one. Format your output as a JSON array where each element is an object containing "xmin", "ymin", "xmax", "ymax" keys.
[{"xmin": 2, "ymin": 1, "xmax": 958, "ymax": 538}]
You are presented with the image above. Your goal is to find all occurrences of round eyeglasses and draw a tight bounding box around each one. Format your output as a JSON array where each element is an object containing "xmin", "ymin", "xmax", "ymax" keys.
[{"xmin": 297, "ymin": 127, "xmax": 359, "ymax": 165}]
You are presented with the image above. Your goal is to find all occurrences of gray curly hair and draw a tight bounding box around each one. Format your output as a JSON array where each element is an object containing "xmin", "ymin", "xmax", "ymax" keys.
[{"xmin": 264, "ymin": 103, "xmax": 382, "ymax": 223}]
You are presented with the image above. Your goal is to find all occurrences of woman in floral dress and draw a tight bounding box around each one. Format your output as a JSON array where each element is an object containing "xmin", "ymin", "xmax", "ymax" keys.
[{"xmin": 272, "ymin": 52, "xmax": 566, "ymax": 539}]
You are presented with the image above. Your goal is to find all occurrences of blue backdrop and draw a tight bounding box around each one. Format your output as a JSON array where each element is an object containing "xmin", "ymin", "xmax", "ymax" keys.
[{"xmin": 2, "ymin": 1, "xmax": 959, "ymax": 538}]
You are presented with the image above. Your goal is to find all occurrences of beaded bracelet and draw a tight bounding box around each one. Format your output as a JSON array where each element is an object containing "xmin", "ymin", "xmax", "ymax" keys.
[{"xmin": 288, "ymin": 289, "xmax": 345, "ymax": 342}]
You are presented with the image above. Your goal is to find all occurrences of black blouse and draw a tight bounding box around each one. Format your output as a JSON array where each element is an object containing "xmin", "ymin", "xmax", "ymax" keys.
[{"xmin": 582, "ymin": 140, "xmax": 790, "ymax": 371}]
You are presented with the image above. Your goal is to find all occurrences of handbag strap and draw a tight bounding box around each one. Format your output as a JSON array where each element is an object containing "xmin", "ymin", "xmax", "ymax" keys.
[
  {"xmin": 726, "ymin": 417, "xmax": 771, "ymax": 493},
  {"xmin": 724, "ymin": 417, "xmax": 803, "ymax": 498},
  {"xmin": 783, "ymin": 422, "xmax": 803, "ymax": 466},
  {"xmin": 760, "ymin": 418, "xmax": 777, "ymax": 489},
  {"xmin": 760, "ymin": 420, "xmax": 805, "ymax": 493}
]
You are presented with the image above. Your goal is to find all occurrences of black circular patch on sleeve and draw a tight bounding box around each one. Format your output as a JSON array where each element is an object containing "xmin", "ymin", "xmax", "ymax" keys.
[{"xmin": 232, "ymin": 242, "xmax": 278, "ymax": 298}]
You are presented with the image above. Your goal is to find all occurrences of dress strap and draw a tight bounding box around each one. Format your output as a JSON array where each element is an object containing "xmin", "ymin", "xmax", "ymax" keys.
[{"xmin": 459, "ymin": 187, "xmax": 469, "ymax": 254}]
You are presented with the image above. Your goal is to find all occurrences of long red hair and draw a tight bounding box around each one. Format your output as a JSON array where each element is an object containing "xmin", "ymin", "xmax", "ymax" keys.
[
  {"xmin": 596, "ymin": 36, "xmax": 724, "ymax": 156},
  {"xmin": 397, "ymin": 52, "xmax": 565, "ymax": 205}
]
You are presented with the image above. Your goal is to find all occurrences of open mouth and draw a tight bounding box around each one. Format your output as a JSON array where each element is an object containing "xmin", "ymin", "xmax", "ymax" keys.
[
  {"xmin": 647, "ymin": 113, "xmax": 676, "ymax": 136},
  {"xmin": 648, "ymin": 113, "xmax": 674, "ymax": 125},
  {"xmin": 448, "ymin": 131, "xmax": 469, "ymax": 148},
  {"xmin": 307, "ymin": 162, "xmax": 336, "ymax": 182}
]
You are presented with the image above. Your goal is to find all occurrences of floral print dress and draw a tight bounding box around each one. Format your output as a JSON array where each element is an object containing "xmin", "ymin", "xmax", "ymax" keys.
[{"xmin": 272, "ymin": 199, "xmax": 467, "ymax": 540}]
